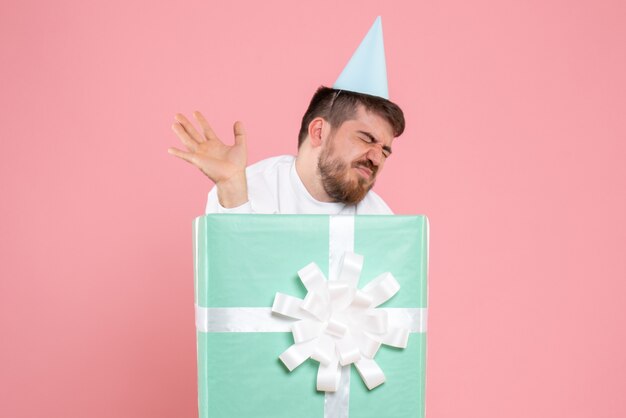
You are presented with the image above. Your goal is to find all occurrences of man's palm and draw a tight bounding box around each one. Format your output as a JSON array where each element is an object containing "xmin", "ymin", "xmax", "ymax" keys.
[{"xmin": 168, "ymin": 111, "xmax": 247, "ymax": 185}]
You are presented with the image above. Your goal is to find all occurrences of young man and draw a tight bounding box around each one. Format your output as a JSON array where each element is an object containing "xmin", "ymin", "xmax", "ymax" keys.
[
  {"xmin": 169, "ymin": 18, "xmax": 405, "ymax": 214},
  {"xmin": 169, "ymin": 86, "xmax": 405, "ymax": 215}
]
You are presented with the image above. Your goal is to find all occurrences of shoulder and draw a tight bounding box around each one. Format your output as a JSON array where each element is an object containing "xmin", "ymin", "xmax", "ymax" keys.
[
  {"xmin": 357, "ymin": 190, "xmax": 394, "ymax": 214},
  {"xmin": 206, "ymin": 155, "xmax": 294, "ymax": 214}
]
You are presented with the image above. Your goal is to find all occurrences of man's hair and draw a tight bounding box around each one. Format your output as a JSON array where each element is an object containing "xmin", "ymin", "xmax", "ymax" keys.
[{"xmin": 297, "ymin": 86, "xmax": 405, "ymax": 148}]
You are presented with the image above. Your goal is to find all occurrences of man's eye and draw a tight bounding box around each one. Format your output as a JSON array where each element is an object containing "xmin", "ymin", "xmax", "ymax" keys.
[
  {"xmin": 359, "ymin": 136, "xmax": 373, "ymax": 143},
  {"xmin": 382, "ymin": 150, "xmax": 391, "ymax": 158}
]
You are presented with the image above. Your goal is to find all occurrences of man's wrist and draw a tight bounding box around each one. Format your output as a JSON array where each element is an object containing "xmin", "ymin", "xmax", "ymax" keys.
[{"xmin": 216, "ymin": 172, "xmax": 248, "ymax": 208}]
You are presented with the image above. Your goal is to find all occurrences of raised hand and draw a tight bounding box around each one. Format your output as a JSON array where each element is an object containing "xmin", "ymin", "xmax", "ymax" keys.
[{"xmin": 169, "ymin": 111, "xmax": 248, "ymax": 208}]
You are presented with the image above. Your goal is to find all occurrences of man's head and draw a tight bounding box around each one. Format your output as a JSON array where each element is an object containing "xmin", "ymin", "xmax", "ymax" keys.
[
  {"xmin": 298, "ymin": 86, "xmax": 405, "ymax": 148},
  {"xmin": 298, "ymin": 86, "xmax": 405, "ymax": 204}
]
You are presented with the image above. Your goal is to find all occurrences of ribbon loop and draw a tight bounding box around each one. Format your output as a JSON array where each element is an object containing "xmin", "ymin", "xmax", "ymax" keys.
[
  {"xmin": 293, "ymin": 319, "xmax": 324, "ymax": 343},
  {"xmin": 311, "ymin": 334, "xmax": 335, "ymax": 366},
  {"xmin": 354, "ymin": 333, "xmax": 382, "ymax": 359},
  {"xmin": 302, "ymin": 291, "xmax": 330, "ymax": 321},
  {"xmin": 361, "ymin": 272, "xmax": 400, "ymax": 307},
  {"xmin": 328, "ymin": 281, "xmax": 352, "ymax": 311},
  {"xmin": 326, "ymin": 318, "xmax": 348, "ymax": 338},
  {"xmin": 337, "ymin": 252, "xmax": 363, "ymax": 288},
  {"xmin": 272, "ymin": 293, "xmax": 308, "ymax": 319},
  {"xmin": 299, "ymin": 262, "xmax": 329, "ymax": 297},
  {"xmin": 381, "ymin": 326, "xmax": 410, "ymax": 348},
  {"xmin": 279, "ymin": 339, "xmax": 318, "ymax": 371},
  {"xmin": 349, "ymin": 290, "xmax": 373, "ymax": 310},
  {"xmin": 317, "ymin": 360, "xmax": 341, "ymax": 392},
  {"xmin": 354, "ymin": 358, "xmax": 386, "ymax": 390},
  {"xmin": 336, "ymin": 336, "xmax": 361, "ymax": 366}
]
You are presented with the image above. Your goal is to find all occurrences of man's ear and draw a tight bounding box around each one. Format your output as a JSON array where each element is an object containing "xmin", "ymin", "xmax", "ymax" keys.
[{"xmin": 308, "ymin": 117, "xmax": 327, "ymax": 148}]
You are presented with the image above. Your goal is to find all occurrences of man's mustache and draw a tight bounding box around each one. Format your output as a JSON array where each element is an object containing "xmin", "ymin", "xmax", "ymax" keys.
[{"xmin": 352, "ymin": 160, "xmax": 378, "ymax": 177}]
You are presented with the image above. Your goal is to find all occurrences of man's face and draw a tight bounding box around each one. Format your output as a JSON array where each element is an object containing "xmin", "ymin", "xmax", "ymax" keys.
[{"xmin": 317, "ymin": 106, "xmax": 395, "ymax": 204}]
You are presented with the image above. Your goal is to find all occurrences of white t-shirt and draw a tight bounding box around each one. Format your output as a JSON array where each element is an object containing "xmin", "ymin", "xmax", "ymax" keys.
[{"xmin": 205, "ymin": 155, "xmax": 393, "ymax": 215}]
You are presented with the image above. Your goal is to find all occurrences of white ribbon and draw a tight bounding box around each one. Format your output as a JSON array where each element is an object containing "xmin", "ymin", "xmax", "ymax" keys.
[
  {"xmin": 195, "ymin": 306, "xmax": 427, "ymax": 335},
  {"xmin": 272, "ymin": 252, "xmax": 411, "ymax": 391}
]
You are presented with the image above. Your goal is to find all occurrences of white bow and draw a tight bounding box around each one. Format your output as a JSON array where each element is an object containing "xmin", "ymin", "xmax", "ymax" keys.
[{"xmin": 272, "ymin": 252, "xmax": 410, "ymax": 392}]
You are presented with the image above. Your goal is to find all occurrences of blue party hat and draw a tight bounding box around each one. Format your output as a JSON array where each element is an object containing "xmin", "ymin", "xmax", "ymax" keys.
[{"xmin": 333, "ymin": 16, "xmax": 389, "ymax": 99}]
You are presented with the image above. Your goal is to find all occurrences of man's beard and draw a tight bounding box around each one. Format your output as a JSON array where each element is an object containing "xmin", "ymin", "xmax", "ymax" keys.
[{"xmin": 317, "ymin": 142, "xmax": 377, "ymax": 205}]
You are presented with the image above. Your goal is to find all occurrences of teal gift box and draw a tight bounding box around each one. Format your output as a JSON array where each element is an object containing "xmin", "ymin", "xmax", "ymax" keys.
[{"xmin": 193, "ymin": 214, "xmax": 429, "ymax": 418}]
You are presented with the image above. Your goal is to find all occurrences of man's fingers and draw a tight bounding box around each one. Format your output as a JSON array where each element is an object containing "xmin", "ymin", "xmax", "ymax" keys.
[
  {"xmin": 233, "ymin": 121, "xmax": 246, "ymax": 146},
  {"xmin": 174, "ymin": 113, "xmax": 205, "ymax": 143},
  {"xmin": 167, "ymin": 147, "xmax": 197, "ymax": 165},
  {"xmin": 193, "ymin": 111, "xmax": 219, "ymax": 142},
  {"xmin": 171, "ymin": 123, "xmax": 198, "ymax": 151}
]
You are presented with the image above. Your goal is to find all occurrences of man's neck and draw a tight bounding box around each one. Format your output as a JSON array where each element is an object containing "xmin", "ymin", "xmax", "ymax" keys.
[{"xmin": 295, "ymin": 152, "xmax": 334, "ymax": 203}]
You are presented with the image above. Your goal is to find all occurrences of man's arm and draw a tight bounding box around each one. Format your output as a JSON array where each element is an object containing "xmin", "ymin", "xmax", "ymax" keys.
[
  {"xmin": 205, "ymin": 185, "xmax": 253, "ymax": 214},
  {"xmin": 168, "ymin": 111, "xmax": 248, "ymax": 208}
]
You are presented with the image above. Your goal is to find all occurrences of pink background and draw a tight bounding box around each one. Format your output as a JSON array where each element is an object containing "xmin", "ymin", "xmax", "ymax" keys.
[{"xmin": 1, "ymin": 0, "xmax": 625, "ymax": 417}]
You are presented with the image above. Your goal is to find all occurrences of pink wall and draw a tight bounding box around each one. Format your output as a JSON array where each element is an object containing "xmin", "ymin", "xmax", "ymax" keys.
[{"xmin": 1, "ymin": 0, "xmax": 625, "ymax": 417}]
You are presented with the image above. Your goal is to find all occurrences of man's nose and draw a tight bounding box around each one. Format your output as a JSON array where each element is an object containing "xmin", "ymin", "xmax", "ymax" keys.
[{"xmin": 366, "ymin": 145, "xmax": 383, "ymax": 166}]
